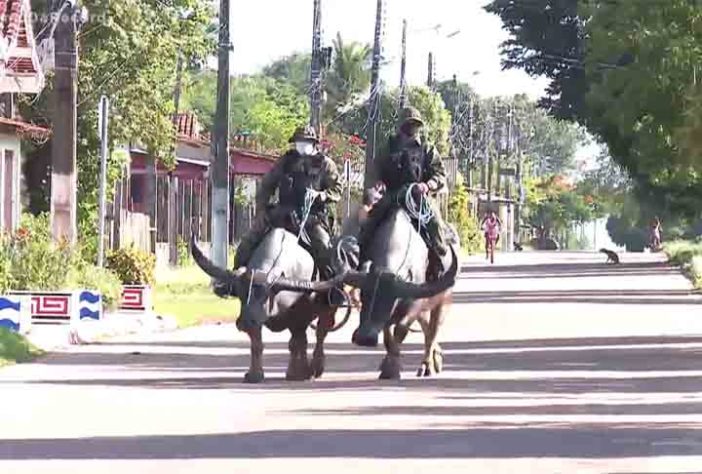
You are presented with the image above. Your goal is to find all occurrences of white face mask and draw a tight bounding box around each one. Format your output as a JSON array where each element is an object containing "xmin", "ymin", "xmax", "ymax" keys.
[{"xmin": 295, "ymin": 141, "xmax": 315, "ymax": 155}]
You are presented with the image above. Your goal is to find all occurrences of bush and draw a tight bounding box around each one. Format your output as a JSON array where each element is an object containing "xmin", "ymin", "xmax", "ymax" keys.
[
  {"xmin": 664, "ymin": 240, "xmax": 702, "ymax": 266},
  {"xmin": 663, "ymin": 240, "xmax": 702, "ymax": 289},
  {"xmin": 67, "ymin": 263, "xmax": 123, "ymax": 310},
  {"xmin": 106, "ymin": 245, "xmax": 156, "ymax": 285},
  {"xmin": 8, "ymin": 214, "xmax": 79, "ymax": 291},
  {"xmin": 177, "ymin": 237, "xmax": 193, "ymax": 267},
  {"xmin": 447, "ymin": 175, "xmax": 482, "ymax": 254},
  {"xmin": 0, "ymin": 328, "xmax": 43, "ymax": 365}
]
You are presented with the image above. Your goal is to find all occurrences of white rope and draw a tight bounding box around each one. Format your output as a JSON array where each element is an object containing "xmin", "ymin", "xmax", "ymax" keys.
[
  {"xmin": 404, "ymin": 183, "xmax": 434, "ymax": 232},
  {"xmin": 297, "ymin": 187, "xmax": 318, "ymax": 243}
]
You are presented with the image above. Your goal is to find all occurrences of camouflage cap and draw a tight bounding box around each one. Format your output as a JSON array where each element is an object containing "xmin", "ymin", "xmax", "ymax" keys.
[
  {"xmin": 289, "ymin": 124, "xmax": 319, "ymax": 143},
  {"xmin": 399, "ymin": 106, "xmax": 425, "ymax": 127}
]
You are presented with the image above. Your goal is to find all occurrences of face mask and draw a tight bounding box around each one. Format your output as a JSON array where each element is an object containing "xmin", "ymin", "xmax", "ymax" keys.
[{"xmin": 295, "ymin": 141, "xmax": 315, "ymax": 155}]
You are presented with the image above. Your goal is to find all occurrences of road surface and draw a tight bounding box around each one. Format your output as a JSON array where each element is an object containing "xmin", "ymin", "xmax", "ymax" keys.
[{"xmin": 2, "ymin": 251, "xmax": 702, "ymax": 473}]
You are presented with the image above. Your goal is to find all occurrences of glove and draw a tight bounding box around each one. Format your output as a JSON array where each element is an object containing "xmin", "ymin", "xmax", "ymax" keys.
[
  {"xmin": 310, "ymin": 190, "xmax": 326, "ymax": 203},
  {"xmin": 412, "ymin": 182, "xmax": 429, "ymax": 198}
]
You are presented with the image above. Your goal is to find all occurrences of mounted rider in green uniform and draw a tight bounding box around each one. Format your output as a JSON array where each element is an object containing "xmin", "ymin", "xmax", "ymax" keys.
[
  {"xmin": 234, "ymin": 125, "xmax": 342, "ymax": 280},
  {"xmin": 358, "ymin": 107, "xmax": 448, "ymax": 270}
]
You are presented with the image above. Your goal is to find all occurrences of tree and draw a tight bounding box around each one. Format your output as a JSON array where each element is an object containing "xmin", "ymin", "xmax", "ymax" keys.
[
  {"xmin": 525, "ymin": 175, "xmax": 593, "ymax": 246},
  {"xmin": 436, "ymin": 81, "xmax": 586, "ymax": 179},
  {"xmin": 325, "ymin": 34, "xmax": 371, "ymax": 119},
  {"xmin": 484, "ymin": 0, "xmax": 587, "ymax": 121},
  {"xmin": 21, "ymin": 0, "xmax": 214, "ymax": 256},
  {"xmin": 340, "ymin": 85, "xmax": 452, "ymax": 156},
  {"xmin": 263, "ymin": 53, "xmax": 311, "ymax": 98},
  {"xmin": 181, "ymin": 72, "xmax": 309, "ymax": 153}
]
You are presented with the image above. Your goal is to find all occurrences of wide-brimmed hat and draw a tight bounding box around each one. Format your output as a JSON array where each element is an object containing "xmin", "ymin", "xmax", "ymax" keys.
[
  {"xmin": 289, "ymin": 125, "xmax": 319, "ymax": 143},
  {"xmin": 399, "ymin": 106, "xmax": 425, "ymax": 127}
]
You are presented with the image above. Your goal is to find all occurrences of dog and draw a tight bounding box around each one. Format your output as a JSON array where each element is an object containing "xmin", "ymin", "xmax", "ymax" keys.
[
  {"xmin": 514, "ymin": 242, "xmax": 524, "ymax": 252},
  {"xmin": 599, "ymin": 248, "xmax": 620, "ymax": 265}
]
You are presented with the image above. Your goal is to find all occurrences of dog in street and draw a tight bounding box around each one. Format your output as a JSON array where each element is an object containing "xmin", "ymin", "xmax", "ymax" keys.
[{"xmin": 599, "ymin": 248, "xmax": 620, "ymax": 265}]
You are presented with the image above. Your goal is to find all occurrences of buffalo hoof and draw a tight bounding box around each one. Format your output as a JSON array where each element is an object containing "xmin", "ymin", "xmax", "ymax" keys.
[
  {"xmin": 311, "ymin": 351, "xmax": 325, "ymax": 379},
  {"xmin": 417, "ymin": 361, "xmax": 434, "ymax": 377},
  {"xmin": 286, "ymin": 360, "xmax": 312, "ymax": 382},
  {"xmin": 379, "ymin": 356, "xmax": 401, "ymax": 380},
  {"xmin": 243, "ymin": 370, "xmax": 265, "ymax": 384},
  {"xmin": 432, "ymin": 347, "xmax": 444, "ymax": 374}
]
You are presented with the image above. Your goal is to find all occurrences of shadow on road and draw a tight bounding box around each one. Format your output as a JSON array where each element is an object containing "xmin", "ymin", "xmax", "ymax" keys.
[
  {"xmin": 451, "ymin": 289, "xmax": 701, "ymax": 305},
  {"xmin": 7, "ymin": 335, "xmax": 702, "ymax": 395},
  {"xmin": 1, "ymin": 425, "xmax": 702, "ymax": 460},
  {"xmin": 460, "ymin": 260, "xmax": 681, "ymax": 280}
]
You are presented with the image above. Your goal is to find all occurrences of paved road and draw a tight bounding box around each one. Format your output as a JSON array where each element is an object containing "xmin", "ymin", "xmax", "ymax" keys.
[{"xmin": 2, "ymin": 251, "xmax": 702, "ymax": 473}]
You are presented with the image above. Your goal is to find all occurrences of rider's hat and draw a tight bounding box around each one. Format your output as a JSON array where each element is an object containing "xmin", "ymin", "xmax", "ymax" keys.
[
  {"xmin": 289, "ymin": 125, "xmax": 319, "ymax": 143},
  {"xmin": 399, "ymin": 106, "xmax": 425, "ymax": 127}
]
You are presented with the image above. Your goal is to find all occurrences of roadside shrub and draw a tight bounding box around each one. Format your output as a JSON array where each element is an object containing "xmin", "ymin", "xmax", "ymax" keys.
[
  {"xmin": 664, "ymin": 240, "xmax": 702, "ymax": 266},
  {"xmin": 106, "ymin": 245, "xmax": 156, "ymax": 285},
  {"xmin": 9, "ymin": 215, "xmax": 78, "ymax": 291},
  {"xmin": 447, "ymin": 175, "xmax": 481, "ymax": 254},
  {"xmin": 177, "ymin": 237, "xmax": 193, "ymax": 267},
  {"xmin": 0, "ymin": 234, "xmax": 12, "ymax": 293},
  {"xmin": 67, "ymin": 263, "xmax": 123, "ymax": 310}
]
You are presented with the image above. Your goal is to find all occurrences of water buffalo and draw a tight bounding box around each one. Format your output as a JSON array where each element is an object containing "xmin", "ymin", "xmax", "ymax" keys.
[
  {"xmin": 348, "ymin": 207, "xmax": 457, "ymax": 379},
  {"xmin": 191, "ymin": 228, "xmax": 343, "ymax": 383},
  {"xmin": 278, "ymin": 206, "xmax": 458, "ymax": 379}
]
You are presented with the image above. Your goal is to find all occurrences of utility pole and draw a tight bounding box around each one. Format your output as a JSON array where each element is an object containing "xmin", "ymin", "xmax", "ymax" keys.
[
  {"xmin": 399, "ymin": 19, "xmax": 408, "ymax": 109},
  {"xmin": 310, "ymin": 0, "xmax": 323, "ymax": 136},
  {"xmin": 211, "ymin": 0, "xmax": 232, "ymax": 268},
  {"xmin": 97, "ymin": 96, "xmax": 109, "ymax": 267},
  {"xmin": 51, "ymin": 1, "xmax": 80, "ymax": 244},
  {"xmin": 427, "ymin": 52, "xmax": 435, "ymax": 89},
  {"xmin": 364, "ymin": 0, "xmax": 384, "ymax": 188},
  {"xmin": 468, "ymin": 98, "xmax": 474, "ymax": 190}
]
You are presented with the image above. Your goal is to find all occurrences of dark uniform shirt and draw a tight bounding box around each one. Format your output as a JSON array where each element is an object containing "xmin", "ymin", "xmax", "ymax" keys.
[
  {"xmin": 375, "ymin": 134, "xmax": 447, "ymax": 194},
  {"xmin": 256, "ymin": 150, "xmax": 342, "ymax": 217}
]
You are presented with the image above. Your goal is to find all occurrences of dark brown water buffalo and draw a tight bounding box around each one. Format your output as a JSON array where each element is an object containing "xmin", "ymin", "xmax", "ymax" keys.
[{"xmin": 191, "ymin": 228, "xmax": 345, "ymax": 383}]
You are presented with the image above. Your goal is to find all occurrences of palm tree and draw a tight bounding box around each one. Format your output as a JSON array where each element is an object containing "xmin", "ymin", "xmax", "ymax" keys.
[{"xmin": 325, "ymin": 33, "xmax": 371, "ymax": 123}]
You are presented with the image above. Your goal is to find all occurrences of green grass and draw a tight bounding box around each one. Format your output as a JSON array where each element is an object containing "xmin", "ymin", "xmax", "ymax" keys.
[
  {"xmin": 663, "ymin": 240, "xmax": 702, "ymax": 288},
  {"xmin": 0, "ymin": 328, "xmax": 43, "ymax": 366},
  {"xmin": 153, "ymin": 264, "xmax": 240, "ymax": 328}
]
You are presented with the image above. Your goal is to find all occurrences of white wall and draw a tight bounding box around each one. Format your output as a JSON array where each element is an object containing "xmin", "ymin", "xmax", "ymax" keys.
[{"xmin": 0, "ymin": 133, "xmax": 22, "ymax": 230}]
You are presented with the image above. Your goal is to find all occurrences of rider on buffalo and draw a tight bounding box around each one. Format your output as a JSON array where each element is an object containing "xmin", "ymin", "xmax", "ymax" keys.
[
  {"xmin": 234, "ymin": 125, "xmax": 342, "ymax": 279},
  {"xmin": 358, "ymin": 106, "xmax": 448, "ymax": 268}
]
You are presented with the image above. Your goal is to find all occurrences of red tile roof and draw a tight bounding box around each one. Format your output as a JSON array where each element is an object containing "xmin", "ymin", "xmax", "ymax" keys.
[
  {"xmin": 0, "ymin": 116, "xmax": 50, "ymax": 139},
  {"xmin": 174, "ymin": 113, "xmax": 201, "ymax": 140},
  {"xmin": 0, "ymin": 0, "xmax": 38, "ymax": 77}
]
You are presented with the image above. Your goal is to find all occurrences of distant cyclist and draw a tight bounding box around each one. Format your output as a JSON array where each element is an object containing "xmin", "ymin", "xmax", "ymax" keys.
[
  {"xmin": 481, "ymin": 211, "xmax": 502, "ymax": 264},
  {"xmin": 650, "ymin": 216, "xmax": 662, "ymax": 251}
]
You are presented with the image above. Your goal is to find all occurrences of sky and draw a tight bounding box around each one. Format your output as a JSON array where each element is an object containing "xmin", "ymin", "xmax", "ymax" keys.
[{"xmin": 227, "ymin": 0, "xmax": 549, "ymax": 99}]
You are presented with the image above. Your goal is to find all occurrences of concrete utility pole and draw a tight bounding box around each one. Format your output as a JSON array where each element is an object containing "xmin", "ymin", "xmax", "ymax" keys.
[
  {"xmin": 427, "ymin": 52, "xmax": 435, "ymax": 89},
  {"xmin": 51, "ymin": 1, "xmax": 80, "ymax": 244},
  {"xmin": 468, "ymin": 98, "xmax": 474, "ymax": 190},
  {"xmin": 97, "ymin": 96, "xmax": 109, "ymax": 267},
  {"xmin": 211, "ymin": 0, "xmax": 232, "ymax": 268},
  {"xmin": 310, "ymin": 0, "xmax": 323, "ymax": 136},
  {"xmin": 363, "ymin": 0, "xmax": 384, "ymax": 188},
  {"xmin": 399, "ymin": 19, "xmax": 407, "ymax": 109}
]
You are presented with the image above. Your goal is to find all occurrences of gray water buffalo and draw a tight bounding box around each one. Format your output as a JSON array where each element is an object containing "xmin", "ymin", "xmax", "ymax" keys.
[
  {"xmin": 279, "ymin": 206, "xmax": 458, "ymax": 379},
  {"xmin": 191, "ymin": 228, "xmax": 342, "ymax": 383},
  {"xmin": 348, "ymin": 207, "xmax": 457, "ymax": 379}
]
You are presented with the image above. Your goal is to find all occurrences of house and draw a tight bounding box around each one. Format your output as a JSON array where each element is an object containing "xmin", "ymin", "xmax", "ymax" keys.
[
  {"xmin": 112, "ymin": 112, "xmax": 278, "ymax": 265},
  {"xmin": 0, "ymin": 0, "xmax": 48, "ymax": 232}
]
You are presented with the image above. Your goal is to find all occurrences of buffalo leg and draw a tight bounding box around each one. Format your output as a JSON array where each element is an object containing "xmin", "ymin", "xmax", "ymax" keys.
[
  {"xmin": 418, "ymin": 300, "xmax": 448, "ymax": 377},
  {"xmin": 286, "ymin": 328, "xmax": 312, "ymax": 381},
  {"xmin": 379, "ymin": 326, "xmax": 402, "ymax": 380},
  {"xmin": 243, "ymin": 327, "xmax": 265, "ymax": 383},
  {"xmin": 311, "ymin": 307, "xmax": 333, "ymax": 379}
]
